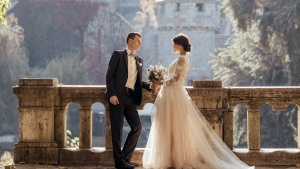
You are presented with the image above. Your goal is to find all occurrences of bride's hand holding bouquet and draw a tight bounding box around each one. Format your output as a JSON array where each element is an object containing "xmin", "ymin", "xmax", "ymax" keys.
[{"xmin": 146, "ymin": 64, "xmax": 166, "ymax": 92}]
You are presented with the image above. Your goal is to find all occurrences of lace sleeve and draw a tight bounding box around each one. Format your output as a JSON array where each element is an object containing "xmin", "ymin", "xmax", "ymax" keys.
[{"xmin": 165, "ymin": 56, "xmax": 185, "ymax": 86}]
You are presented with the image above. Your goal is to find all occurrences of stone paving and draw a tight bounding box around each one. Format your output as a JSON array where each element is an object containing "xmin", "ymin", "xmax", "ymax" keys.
[{"xmin": 3, "ymin": 164, "xmax": 300, "ymax": 169}]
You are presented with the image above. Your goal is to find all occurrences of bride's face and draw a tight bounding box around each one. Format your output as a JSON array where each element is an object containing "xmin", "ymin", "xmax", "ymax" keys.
[{"xmin": 173, "ymin": 43, "xmax": 182, "ymax": 53}]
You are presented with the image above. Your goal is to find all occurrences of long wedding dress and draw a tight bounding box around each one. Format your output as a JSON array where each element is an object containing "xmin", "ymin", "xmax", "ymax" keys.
[{"xmin": 142, "ymin": 55, "xmax": 254, "ymax": 169}]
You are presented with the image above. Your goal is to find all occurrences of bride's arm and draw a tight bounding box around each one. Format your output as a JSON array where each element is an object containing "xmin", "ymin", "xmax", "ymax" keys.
[{"xmin": 164, "ymin": 56, "xmax": 185, "ymax": 86}]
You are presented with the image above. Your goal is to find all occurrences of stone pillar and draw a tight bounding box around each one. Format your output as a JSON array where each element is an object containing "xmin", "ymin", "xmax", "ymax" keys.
[
  {"xmin": 79, "ymin": 108, "xmax": 92, "ymax": 149},
  {"xmin": 191, "ymin": 80, "xmax": 227, "ymax": 139},
  {"xmin": 54, "ymin": 108, "xmax": 67, "ymax": 148},
  {"xmin": 223, "ymin": 110, "xmax": 233, "ymax": 149},
  {"xmin": 105, "ymin": 106, "xmax": 113, "ymax": 149},
  {"xmin": 13, "ymin": 78, "xmax": 58, "ymax": 164},
  {"xmin": 298, "ymin": 109, "xmax": 300, "ymax": 149},
  {"xmin": 297, "ymin": 107, "xmax": 300, "ymax": 149},
  {"xmin": 247, "ymin": 109, "xmax": 260, "ymax": 150}
]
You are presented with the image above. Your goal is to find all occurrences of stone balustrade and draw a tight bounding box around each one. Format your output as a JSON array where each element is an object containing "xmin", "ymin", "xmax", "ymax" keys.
[{"xmin": 13, "ymin": 78, "xmax": 300, "ymax": 166}]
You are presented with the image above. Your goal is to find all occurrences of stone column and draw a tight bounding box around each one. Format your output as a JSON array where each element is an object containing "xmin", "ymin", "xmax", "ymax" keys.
[
  {"xmin": 13, "ymin": 78, "xmax": 58, "ymax": 164},
  {"xmin": 298, "ymin": 109, "xmax": 300, "ymax": 149},
  {"xmin": 79, "ymin": 108, "xmax": 92, "ymax": 149},
  {"xmin": 223, "ymin": 110, "xmax": 233, "ymax": 149},
  {"xmin": 54, "ymin": 108, "xmax": 67, "ymax": 148},
  {"xmin": 191, "ymin": 80, "xmax": 228, "ymax": 142},
  {"xmin": 105, "ymin": 105, "xmax": 113, "ymax": 149},
  {"xmin": 247, "ymin": 109, "xmax": 260, "ymax": 150}
]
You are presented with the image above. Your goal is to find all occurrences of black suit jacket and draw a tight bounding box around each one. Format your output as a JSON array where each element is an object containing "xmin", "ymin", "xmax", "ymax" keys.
[{"xmin": 104, "ymin": 49, "xmax": 151, "ymax": 105}]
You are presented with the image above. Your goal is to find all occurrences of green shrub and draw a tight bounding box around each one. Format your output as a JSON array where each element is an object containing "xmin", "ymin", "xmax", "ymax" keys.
[
  {"xmin": 0, "ymin": 151, "xmax": 13, "ymax": 168},
  {"xmin": 66, "ymin": 130, "xmax": 79, "ymax": 148}
]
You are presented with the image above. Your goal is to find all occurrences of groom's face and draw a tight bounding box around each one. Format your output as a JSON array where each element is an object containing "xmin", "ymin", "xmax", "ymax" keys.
[{"xmin": 128, "ymin": 35, "xmax": 142, "ymax": 52}]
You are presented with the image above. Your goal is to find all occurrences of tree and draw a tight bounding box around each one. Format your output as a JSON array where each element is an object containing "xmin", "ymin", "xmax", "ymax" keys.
[
  {"xmin": 211, "ymin": 0, "xmax": 298, "ymax": 148},
  {"xmin": 260, "ymin": 104, "xmax": 297, "ymax": 148},
  {"xmin": 0, "ymin": 14, "xmax": 29, "ymax": 135},
  {"xmin": 211, "ymin": 24, "xmax": 289, "ymax": 87},
  {"xmin": 0, "ymin": 0, "xmax": 10, "ymax": 25},
  {"xmin": 222, "ymin": 0, "xmax": 300, "ymax": 85},
  {"xmin": 84, "ymin": 8, "xmax": 133, "ymax": 84},
  {"xmin": 30, "ymin": 52, "xmax": 95, "ymax": 85},
  {"xmin": 8, "ymin": 0, "xmax": 101, "ymax": 68}
]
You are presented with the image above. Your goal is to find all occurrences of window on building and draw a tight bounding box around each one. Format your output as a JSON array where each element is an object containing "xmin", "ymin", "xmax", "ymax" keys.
[
  {"xmin": 176, "ymin": 3, "xmax": 180, "ymax": 12},
  {"xmin": 196, "ymin": 3, "xmax": 203, "ymax": 12}
]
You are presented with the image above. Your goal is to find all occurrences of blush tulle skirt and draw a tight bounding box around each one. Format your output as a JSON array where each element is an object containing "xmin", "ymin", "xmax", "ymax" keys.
[{"xmin": 142, "ymin": 83, "xmax": 255, "ymax": 169}]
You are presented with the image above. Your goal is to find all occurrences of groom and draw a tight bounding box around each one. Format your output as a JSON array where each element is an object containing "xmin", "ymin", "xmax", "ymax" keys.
[{"xmin": 105, "ymin": 32, "xmax": 153, "ymax": 169}]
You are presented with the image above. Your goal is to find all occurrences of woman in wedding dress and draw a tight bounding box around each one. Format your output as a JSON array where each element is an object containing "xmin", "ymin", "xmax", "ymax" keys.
[{"xmin": 142, "ymin": 34, "xmax": 255, "ymax": 169}]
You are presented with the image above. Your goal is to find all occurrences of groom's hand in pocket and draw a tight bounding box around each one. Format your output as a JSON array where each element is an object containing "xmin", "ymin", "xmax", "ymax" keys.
[{"xmin": 110, "ymin": 95, "xmax": 119, "ymax": 105}]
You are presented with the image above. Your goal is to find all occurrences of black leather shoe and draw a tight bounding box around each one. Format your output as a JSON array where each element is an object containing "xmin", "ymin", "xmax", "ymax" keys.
[
  {"xmin": 115, "ymin": 159, "xmax": 135, "ymax": 169},
  {"xmin": 125, "ymin": 160, "xmax": 139, "ymax": 167}
]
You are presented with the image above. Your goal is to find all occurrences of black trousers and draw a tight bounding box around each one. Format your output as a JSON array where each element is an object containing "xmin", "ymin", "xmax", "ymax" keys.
[{"xmin": 109, "ymin": 89, "xmax": 142, "ymax": 163}]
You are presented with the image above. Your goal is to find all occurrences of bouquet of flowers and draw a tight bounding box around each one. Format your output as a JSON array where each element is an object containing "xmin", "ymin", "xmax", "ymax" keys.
[{"xmin": 146, "ymin": 64, "xmax": 167, "ymax": 83}]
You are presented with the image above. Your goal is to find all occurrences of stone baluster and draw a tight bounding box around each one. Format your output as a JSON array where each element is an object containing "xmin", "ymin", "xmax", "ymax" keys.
[
  {"xmin": 79, "ymin": 107, "xmax": 93, "ymax": 149},
  {"xmin": 54, "ymin": 107, "xmax": 67, "ymax": 148},
  {"xmin": 298, "ymin": 108, "xmax": 300, "ymax": 149},
  {"xmin": 105, "ymin": 105, "xmax": 113, "ymax": 149},
  {"xmin": 223, "ymin": 110, "xmax": 234, "ymax": 149},
  {"xmin": 247, "ymin": 109, "xmax": 260, "ymax": 150}
]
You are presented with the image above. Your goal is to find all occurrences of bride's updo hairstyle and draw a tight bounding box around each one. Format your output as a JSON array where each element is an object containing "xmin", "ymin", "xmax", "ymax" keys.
[{"xmin": 172, "ymin": 33, "xmax": 192, "ymax": 52}]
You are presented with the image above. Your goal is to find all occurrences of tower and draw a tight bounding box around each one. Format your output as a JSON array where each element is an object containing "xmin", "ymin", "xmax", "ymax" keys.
[
  {"xmin": 140, "ymin": 0, "xmax": 223, "ymax": 84},
  {"xmin": 157, "ymin": 0, "xmax": 222, "ymax": 82}
]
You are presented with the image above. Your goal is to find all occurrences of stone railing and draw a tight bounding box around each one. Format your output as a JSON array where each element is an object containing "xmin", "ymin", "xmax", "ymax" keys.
[{"xmin": 13, "ymin": 78, "xmax": 300, "ymax": 166}]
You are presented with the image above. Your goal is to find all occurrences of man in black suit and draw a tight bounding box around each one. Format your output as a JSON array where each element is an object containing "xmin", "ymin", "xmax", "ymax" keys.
[{"xmin": 105, "ymin": 32, "xmax": 152, "ymax": 169}]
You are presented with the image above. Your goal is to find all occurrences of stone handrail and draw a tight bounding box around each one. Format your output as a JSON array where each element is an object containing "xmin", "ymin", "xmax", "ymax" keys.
[{"xmin": 13, "ymin": 78, "xmax": 300, "ymax": 166}]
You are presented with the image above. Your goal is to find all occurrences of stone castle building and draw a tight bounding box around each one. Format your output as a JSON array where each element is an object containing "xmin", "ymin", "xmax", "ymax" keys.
[{"xmin": 135, "ymin": 0, "xmax": 231, "ymax": 85}]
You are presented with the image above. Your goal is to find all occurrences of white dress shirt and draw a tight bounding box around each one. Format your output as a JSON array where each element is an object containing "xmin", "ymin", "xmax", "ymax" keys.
[{"xmin": 125, "ymin": 48, "xmax": 138, "ymax": 90}]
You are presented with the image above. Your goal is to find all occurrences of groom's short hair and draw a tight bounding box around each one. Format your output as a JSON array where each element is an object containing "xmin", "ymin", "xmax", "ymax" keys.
[{"xmin": 126, "ymin": 32, "xmax": 142, "ymax": 44}]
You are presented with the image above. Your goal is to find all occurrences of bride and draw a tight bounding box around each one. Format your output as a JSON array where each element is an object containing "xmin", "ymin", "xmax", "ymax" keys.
[{"xmin": 142, "ymin": 34, "xmax": 255, "ymax": 169}]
